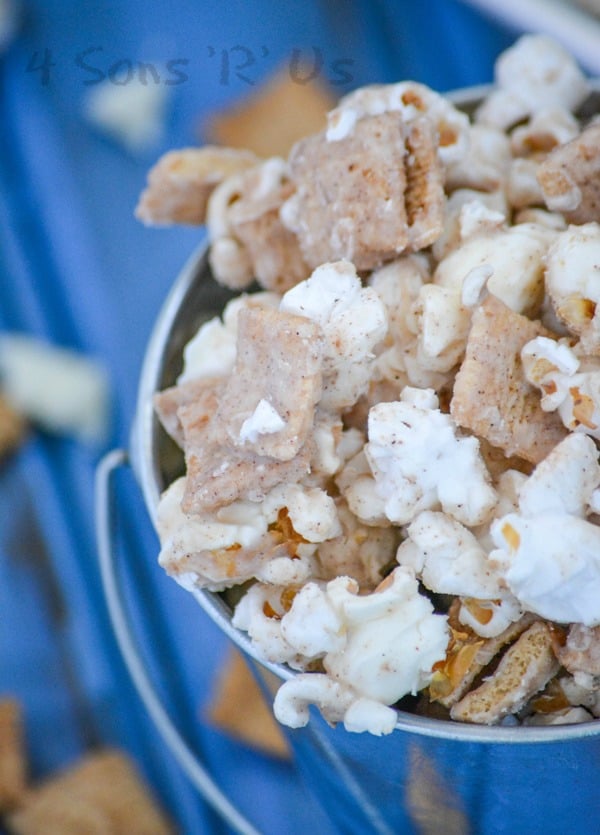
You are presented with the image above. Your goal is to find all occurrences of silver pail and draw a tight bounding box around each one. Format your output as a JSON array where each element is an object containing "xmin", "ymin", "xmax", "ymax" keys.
[{"xmin": 97, "ymin": 87, "xmax": 600, "ymax": 835}]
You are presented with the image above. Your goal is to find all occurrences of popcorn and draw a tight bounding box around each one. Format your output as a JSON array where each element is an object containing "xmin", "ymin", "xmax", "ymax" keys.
[
  {"xmin": 273, "ymin": 568, "xmax": 449, "ymax": 734},
  {"xmin": 396, "ymin": 510, "xmax": 507, "ymax": 601},
  {"xmin": 506, "ymin": 157, "xmax": 545, "ymax": 210},
  {"xmin": 365, "ymin": 388, "xmax": 497, "ymax": 527},
  {"xmin": 476, "ymin": 35, "xmax": 589, "ymax": 130},
  {"xmin": 157, "ymin": 478, "xmax": 339, "ymax": 592},
  {"xmin": 509, "ymin": 108, "xmax": 579, "ymax": 158},
  {"xmin": 491, "ymin": 434, "xmax": 600, "ymax": 625},
  {"xmin": 445, "ymin": 123, "xmax": 511, "ymax": 193},
  {"xmin": 522, "ymin": 335, "xmax": 600, "ymax": 439},
  {"xmin": 335, "ymin": 449, "xmax": 390, "ymax": 527},
  {"xmin": 280, "ymin": 260, "xmax": 387, "ymax": 411},
  {"xmin": 457, "ymin": 597, "xmax": 523, "ymax": 640},
  {"xmin": 326, "ymin": 80, "xmax": 470, "ymax": 166},
  {"xmin": 141, "ymin": 34, "xmax": 600, "ymax": 732},
  {"xmin": 544, "ymin": 223, "xmax": 600, "ymax": 353},
  {"xmin": 431, "ymin": 189, "xmax": 508, "ymax": 261},
  {"xmin": 433, "ymin": 221, "xmax": 554, "ymax": 318},
  {"xmin": 232, "ymin": 583, "xmax": 314, "ymax": 668}
]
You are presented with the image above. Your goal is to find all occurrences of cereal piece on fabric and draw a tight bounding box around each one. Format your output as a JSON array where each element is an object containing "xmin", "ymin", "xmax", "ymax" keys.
[
  {"xmin": 537, "ymin": 124, "xmax": 600, "ymax": 222},
  {"xmin": 204, "ymin": 67, "xmax": 336, "ymax": 159},
  {"xmin": 449, "ymin": 621, "xmax": 560, "ymax": 724},
  {"xmin": 282, "ymin": 111, "xmax": 444, "ymax": 271},
  {"xmin": 207, "ymin": 159, "xmax": 310, "ymax": 292},
  {"xmin": 0, "ymin": 335, "xmax": 110, "ymax": 445},
  {"xmin": 206, "ymin": 647, "xmax": 290, "ymax": 759},
  {"xmin": 450, "ymin": 296, "xmax": 567, "ymax": 463},
  {"xmin": 557, "ymin": 624, "xmax": 600, "ymax": 689},
  {"xmin": 0, "ymin": 698, "xmax": 26, "ymax": 813},
  {"xmin": 6, "ymin": 750, "xmax": 173, "ymax": 835},
  {"xmin": 0, "ymin": 396, "xmax": 26, "ymax": 460},
  {"xmin": 135, "ymin": 146, "xmax": 259, "ymax": 225},
  {"xmin": 153, "ymin": 377, "xmax": 222, "ymax": 448}
]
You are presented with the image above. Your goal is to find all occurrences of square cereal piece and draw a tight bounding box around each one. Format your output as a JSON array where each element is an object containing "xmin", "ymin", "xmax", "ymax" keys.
[
  {"xmin": 6, "ymin": 750, "xmax": 173, "ymax": 835},
  {"xmin": 0, "ymin": 698, "xmax": 27, "ymax": 813},
  {"xmin": 181, "ymin": 427, "xmax": 313, "ymax": 514},
  {"xmin": 450, "ymin": 621, "xmax": 560, "ymax": 724},
  {"xmin": 135, "ymin": 146, "xmax": 258, "ymax": 226},
  {"xmin": 450, "ymin": 295, "xmax": 567, "ymax": 463},
  {"xmin": 284, "ymin": 111, "xmax": 444, "ymax": 271},
  {"xmin": 215, "ymin": 306, "xmax": 323, "ymax": 461},
  {"xmin": 285, "ymin": 112, "xmax": 410, "ymax": 270},
  {"xmin": 153, "ymin": 377, "xmax": 222, "ymax": 448},
  {"xmin": 179, "ymin": 308, "xmax": 322, "ymax": 513}
]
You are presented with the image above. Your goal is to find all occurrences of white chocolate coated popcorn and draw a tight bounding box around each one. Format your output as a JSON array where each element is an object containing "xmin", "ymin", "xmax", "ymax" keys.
[
  {"xmin": 280, "ymin": 260, "xmax": 387, "ymax": 410},
  {"xmin": 366, "ymin": 388, "xmax": 497, "ymax": 526},
  {"xmin": 396, "ymin": 510, "xmax": 506, "ymax": 600},
  {"xmin": 157, "ymin": 478, "xmax": 339, "ymax": 591},
  {"xmin": 491, "ymin": 435, "xmax": 600, "ymax": 625},
  {"xmin": 522, "ymin": 336, "xmax": 600, "ymax": 439},
  {"xmin": 326, "ymin": 80, "xmax": 470, "ymax": 166},
  {"xmin": 544, "ymin": 223, "xmax": 600, "ymax": 353},
  {"xmin": 274, "ymin": 567, "xmax": 448, "ymax": 733},
  {"xmin": 476, "ymin": 35, "xmax": 589, "ymax": 130}
]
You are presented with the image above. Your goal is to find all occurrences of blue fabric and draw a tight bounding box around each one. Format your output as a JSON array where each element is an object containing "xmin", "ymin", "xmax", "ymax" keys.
[{"xmin": 0, "ymin": 2, "xmax": 514, "ymax": 832}]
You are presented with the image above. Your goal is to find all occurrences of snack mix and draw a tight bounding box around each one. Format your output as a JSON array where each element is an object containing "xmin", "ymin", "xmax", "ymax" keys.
[{"xmin": 138, "ymin": 35, "xmax": 600, "ymax": 735}]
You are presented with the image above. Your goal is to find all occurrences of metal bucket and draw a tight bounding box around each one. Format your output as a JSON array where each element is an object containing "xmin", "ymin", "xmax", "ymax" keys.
[{"xmin": 98, "ymin": 87, "xmax": 600, "ymax": 835}]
